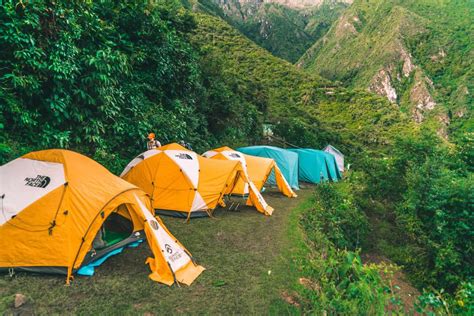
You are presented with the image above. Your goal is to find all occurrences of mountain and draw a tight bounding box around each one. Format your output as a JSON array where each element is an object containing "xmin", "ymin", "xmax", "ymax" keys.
[
  {"xmin": 298, "ymin": 0, "xmax": 473, "ymax": 138},
  {"xmin": 190, "ymin": 11, "xmax": 410, "ymax": 155},
  {"xmin": 196, "ymin": 0, "xmax": 351, "ymax": 62}
]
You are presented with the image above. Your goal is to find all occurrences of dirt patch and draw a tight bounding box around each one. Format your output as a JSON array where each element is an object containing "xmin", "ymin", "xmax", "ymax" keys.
[
  {"xmin": 298, "ymin": 277, "xmax": 321, "ymax": 293},
  {"xmin": 281, "ymin": 291, "xmax": 300, "ymax": 307}
]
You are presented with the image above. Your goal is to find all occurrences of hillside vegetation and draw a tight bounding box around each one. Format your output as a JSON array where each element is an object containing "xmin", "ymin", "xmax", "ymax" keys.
[
  {"xmin": 192, "ymin": 12, "xmax": 410, "ymax": 157},
  {"xmin": 0, "ymin": 1, "xmax": 263, "ymax": 171},
  {"xmin": 196, "ymin": 0, "xmax": 350, "ymax": 63},
  {"xmin": 299, "ymin": 0, "xmax": 473, "ymax": 137}
]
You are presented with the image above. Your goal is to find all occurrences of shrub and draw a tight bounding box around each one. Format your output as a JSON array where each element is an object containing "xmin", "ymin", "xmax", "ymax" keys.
[
  {"xmin": 358, "ymin": 128, "xmax": 473, "ymax": 293},
  {"xmin": 302, "ymin": 180, "xmax": 368, "ymax": 250},
  {"xmin": 296, "ymin": 181, "xmax": 388, "ymax": 314},
  {"xmin": 0, "ymin": 1, "xmax": 264, "ymax": 168}
]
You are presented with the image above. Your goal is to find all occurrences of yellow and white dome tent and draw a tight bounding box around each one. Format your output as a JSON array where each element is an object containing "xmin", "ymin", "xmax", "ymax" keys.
[
  {"xmin": 121, "ymin": 143, "xmax": 273, "ymax": 218},
  {"xmin": 0, "ymin": 149, "xmax": 204, "ymax": 286},
  {"xmin": 203, "ymin": 146, "xmax": 297, "ymax": 198}
]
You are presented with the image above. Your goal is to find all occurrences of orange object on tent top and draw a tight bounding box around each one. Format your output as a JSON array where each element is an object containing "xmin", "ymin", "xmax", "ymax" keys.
[
  {"xmin": 203, "ymin": 146, "xmax": 297, "ymax": 198},
  {"xmin": 121, "ymin": 143, "xmax": 273, "ymax": 218},
  {"xmin": 0, "ymin": 149, "xmax": 204, "ymax": 286}
]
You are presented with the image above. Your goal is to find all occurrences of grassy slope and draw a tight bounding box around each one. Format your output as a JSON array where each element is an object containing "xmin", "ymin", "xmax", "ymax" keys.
[
  {"xmin": 192, "ymin": 12, "xmax": 412, "ymax": 156},
  {"xmin": 298, "ymin": 0, "xmax": 473, "ymax": 135},
  {"xmin": 299, "ymin": 1, "xmax": 425, "ymax": 85},
  {"xmin": 0, "ymin": 189, "xmax": 312, "ymax": 314},
  {"xmin": 240, "ymin": 3, "xmax": 314, "ymax": 63},
  {"xmin": 197, "ymin": 0, "xmax": 348, "ymax": 63}
]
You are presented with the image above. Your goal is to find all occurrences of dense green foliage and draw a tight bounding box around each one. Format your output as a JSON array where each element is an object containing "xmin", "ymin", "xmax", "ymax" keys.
[
  {"xmin": 295, "ymin": 183, "xmax": 390, "ymax": 314},
  {"xmin": 1, "ymin": 1, "xmax": 194, "ymax": 170},
  {"xmin": 416, "ymin": 282, "xmax": 474, "ymax": 315},
  {"xmin": 302, "ymin": 182, "xmax": 368, "ymax": 250},
  {"xmin": 297, "ymin": 178, "xmax": 473, "ymax": 314},
  {"xmin": 357, "ymin": 129, "xmax": 473, "ymax": 297},
  {"xmin": 0, "ymin": 0, "xmax": 262, "ymax": 172},
  {"xmin": 394, "ymin": 132, "xmax": 471, "ymax": 291}
]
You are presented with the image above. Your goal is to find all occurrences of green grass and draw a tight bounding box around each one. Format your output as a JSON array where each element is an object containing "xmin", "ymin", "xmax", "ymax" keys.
[
  {"xmin": 0, "ymin": 189, "xmax": 312, "ymax": 314},
  {"xmin": 267, "ymin": 191, "xmax": 315, "ymax": 313}
]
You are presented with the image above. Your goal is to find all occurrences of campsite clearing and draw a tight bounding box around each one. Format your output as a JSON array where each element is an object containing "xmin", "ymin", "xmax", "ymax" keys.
[{"xmin": 1, "ymin": 189, "xmax": 312, "ymax": 314}]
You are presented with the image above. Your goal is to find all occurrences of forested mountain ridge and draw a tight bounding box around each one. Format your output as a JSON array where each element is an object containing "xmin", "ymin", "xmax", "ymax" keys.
[
  {"xmin": 191, "ymin": 12, "xmax": 411, "ymax": 156},
  {"xmin": 298, "ymin": 0, "xmax": 473, "ymax": 139},
  {"xmin": 195, "ymin": 0, "xmax": 351, "ymax": 62}
]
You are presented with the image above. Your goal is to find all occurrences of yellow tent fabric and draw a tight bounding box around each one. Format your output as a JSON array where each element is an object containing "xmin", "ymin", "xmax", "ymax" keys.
[
  {"xmin": 203, "ymin": 146, "xmax": 297, "ymax": 198},
  {"xmin": 0, "ymin": 149, "xmax": 204, "ymax": 286},
  {"xmin": 121, "ymin": 143, "xmax": 273, "ymax": 217}
]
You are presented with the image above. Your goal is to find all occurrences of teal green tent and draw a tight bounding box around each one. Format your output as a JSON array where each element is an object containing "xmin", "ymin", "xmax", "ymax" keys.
[
  {"xmin": 323, "ymin": 151, "xmax": 342, "ymax": 181},
  {"xmin": 237, "ymin": 146, "xmax": 299, "ymax": 189},
  {"xmin": 288, "ymin": 149, "xmax": 342, "ymax": 183}
]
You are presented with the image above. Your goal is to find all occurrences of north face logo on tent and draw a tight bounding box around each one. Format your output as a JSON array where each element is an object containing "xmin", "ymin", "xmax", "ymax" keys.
[
  {"xmin": 175, "ymin": 153, "xmax": 193, "ymax": 160},
  {"xmin": 24, "ymin": 175, "xmax": 51, "ymax": 188},
  {"xmin": 229, "ymin": 153, "xmax": 241, "ymax": 158},
  {"xmin": 165, "ymin": 244, "xmax": 173, "ymax": 254}
]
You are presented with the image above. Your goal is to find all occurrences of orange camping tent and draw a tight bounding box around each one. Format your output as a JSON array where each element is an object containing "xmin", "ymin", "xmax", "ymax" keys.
[
  {"xmin": 203, "ymin": 146, "xmax": 297, "ymax": 198},
  {"xmin": 0, "ymin": 149, "xmax": 204, "ymax": 286},
  {"xmin": 121, "ymin": 143, "xmax": 273, "ymax": 218}
]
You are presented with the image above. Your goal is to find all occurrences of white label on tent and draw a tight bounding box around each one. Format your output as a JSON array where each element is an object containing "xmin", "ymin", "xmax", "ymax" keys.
[
  {"xmin": 134, "ymin": 195, "xmax": 191, "ymax": 272},
  {"xmin": 0, "ymin": 158, "xmax": 66, "ymax": 225},
  {"xmin": 120, "ymin": 149, "xmax": 161, "ymax": 177},
  {"xmin": 248, "ymin": 181, "xmax": 269, "ymax": 210},
  {"xmin": 202, "ymin": 150, "xmax": 218, "ymax": 158},
  {"xmin": 191, "ymin": 191, "xmax": 207, "ymax": 212},
  {"xmin": 165, "ymin": 150, "xmax": 199, "ymax": 188}
]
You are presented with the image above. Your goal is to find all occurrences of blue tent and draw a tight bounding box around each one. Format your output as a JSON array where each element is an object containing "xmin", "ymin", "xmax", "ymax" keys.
[
  {"xmin": 288, "ymin": 148, "xmax": 342, "ymax": 183},
  {"xmin": 237, "ymin": 146, "xmax": 299, "ymax": 189}
]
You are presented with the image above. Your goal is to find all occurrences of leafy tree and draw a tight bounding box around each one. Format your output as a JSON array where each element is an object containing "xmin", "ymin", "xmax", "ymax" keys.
[{"xmin": 0, "ymin": 1, "xmax": 264, "ymax": 172}]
